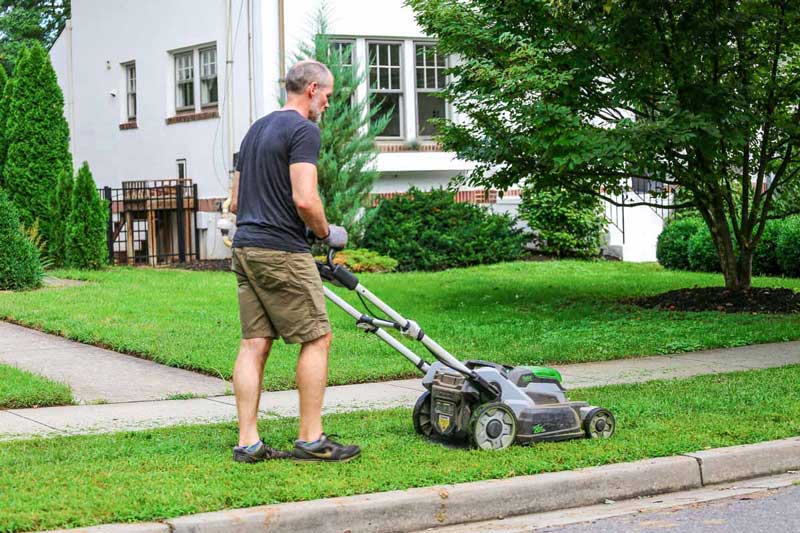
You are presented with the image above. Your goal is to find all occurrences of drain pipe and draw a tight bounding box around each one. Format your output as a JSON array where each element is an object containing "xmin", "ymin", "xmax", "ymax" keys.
[
  {"xmin": 219, "ymin": 0, "xmax": 236, "ymax": 248},
  {"xmin": 278, "ymin": 0, "xmax": 286, "ymax": 97}
]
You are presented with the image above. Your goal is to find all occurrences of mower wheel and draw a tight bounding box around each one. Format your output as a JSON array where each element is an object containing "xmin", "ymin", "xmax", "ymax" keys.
[
  {"xmin": 412, "ymin": 391, "xmax": 437, "ymax": 440},
  {"xmin": 468, "ymin": 402, "xmax": 517, "ymax": 450},
  {"xmin": 583, "ymin": 408, "xmax": 615, "ymax": 439}
]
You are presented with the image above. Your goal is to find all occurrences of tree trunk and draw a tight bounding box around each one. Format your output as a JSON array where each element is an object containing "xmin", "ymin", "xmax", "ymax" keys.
[{"xmin": 704, "ymin": 206, "xmax": 753, "ymax": 291}]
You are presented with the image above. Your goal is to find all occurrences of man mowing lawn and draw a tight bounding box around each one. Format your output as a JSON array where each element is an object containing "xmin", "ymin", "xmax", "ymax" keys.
[{"xmin": 229, "ymin": 59, "xmax": 358, "ymax": 463}]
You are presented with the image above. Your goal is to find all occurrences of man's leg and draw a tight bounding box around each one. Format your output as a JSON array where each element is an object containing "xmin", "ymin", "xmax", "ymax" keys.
[
  {"xmin": 296, "ymin": 331, "xmax": 332, "ymax": 442},
  {"xmin": 233, "ymin": 337, "xmax": 272, "ymax": 446}
]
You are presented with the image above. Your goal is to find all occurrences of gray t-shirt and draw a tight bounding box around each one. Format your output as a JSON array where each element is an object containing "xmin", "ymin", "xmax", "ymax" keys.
[{"xmin": 233, "ymin": 109, "xmax": 321, "ymax": 253}]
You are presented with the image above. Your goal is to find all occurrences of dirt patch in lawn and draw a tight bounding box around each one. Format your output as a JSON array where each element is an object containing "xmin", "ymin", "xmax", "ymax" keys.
[{"xmin": 628, "ymin": 287, "xmax": 800, "ymax": 314}]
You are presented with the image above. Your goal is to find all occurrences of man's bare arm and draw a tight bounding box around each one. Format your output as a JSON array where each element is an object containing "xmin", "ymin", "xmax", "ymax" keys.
[
  {"xmin": 290, "ymin": 162, "xmax": 329, "ymax": 238},
  {"xmin": 230, "ymin": 171, "xmax": 240, "ymax": 215}
]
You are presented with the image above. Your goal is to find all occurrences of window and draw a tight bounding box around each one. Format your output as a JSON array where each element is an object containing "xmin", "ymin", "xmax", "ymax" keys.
[
  {"xmin": 175, "ymin": 51, "xmax": 194, "ymax": 111},
  {"xmin": 177, "ymin": 159, "xmax": 187, "ymax": 180},
  {"xmin": 199, "ymin": 47, "xmax": 218, "ymax": 106},
  {"xmin": 125, "ymin": 62, "xmax": 137, "ymax": 121},
  {"xmin": 368, "ymin": 42, "xmax": 403, "ymax": 138},
  {"xmin": 330, "ymin": 40, "xmax": 354, "ymax": 69},
  {"xmin": 415, "ymin": 44, "xmax": 447, "ymax": 137}
]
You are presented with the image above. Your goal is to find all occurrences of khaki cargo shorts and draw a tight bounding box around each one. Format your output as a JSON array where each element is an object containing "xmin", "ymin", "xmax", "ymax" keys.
[{"xmin": 231, "ymin": 247, "xmax": 331, "ymax": 344}]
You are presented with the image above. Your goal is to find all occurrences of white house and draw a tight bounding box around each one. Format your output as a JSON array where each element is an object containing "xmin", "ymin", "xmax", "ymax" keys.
[{"xmin": 49, "ymin": 0, "xmax": 663, "ymax": 263}]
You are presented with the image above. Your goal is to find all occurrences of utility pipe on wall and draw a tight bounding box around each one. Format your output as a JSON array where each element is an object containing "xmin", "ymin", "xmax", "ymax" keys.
[{"xmin": 278, "ymin": 0, "xmax": 286, "ymax": 97}]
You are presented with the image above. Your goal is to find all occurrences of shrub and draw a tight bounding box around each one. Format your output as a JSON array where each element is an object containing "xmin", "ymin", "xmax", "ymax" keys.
[
  {"xmin": 656, "ymin": 217, "xmax": 704, "ymax": 270},
  {"xmin": 752, "ymin": 218, "xmax": 787, "ymax": 276},
  {"xmin": 65, "ymin": 163, "xmax": 108, "ymax": 270},
  {"xmin": 776, "ymin": 216, "xmax": 800, "ymax": 278},
  {"xmin": 687, "ymin": 227, "xmax": 721, "ymax": 272},
  {"xmin": 362, "ymin": 187, "xmax": 527, "ymax": 271},
  {"xmin": 0, "ymin": 188, "xmax": 43, "ymax": 290},
  {"xmin": 517, "ymin": 187, "xmax": 606, "ymax": 258},
  {"xmin": 324, "ymin": 248, "xmax": 398, "ymax": 273}
]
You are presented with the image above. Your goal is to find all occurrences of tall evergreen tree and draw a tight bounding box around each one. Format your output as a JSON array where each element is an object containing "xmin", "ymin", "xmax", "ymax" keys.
[
  {"xmin": 65, "ymin": 162, "xmax": 107, "ymax": 270},
  {"xmin": 3, "ymin": 41, "xmax": 72, "ymax": 236},
  {"xmin": 0, "ymin": 62, "xmax": 8, "ymax": 188},
  {"xmin": 48, "ymin": 168, "xmax": 73, "ymax": 267},
  {"xmin": 295, "ymin": 8, "xmax": 390, "ymax": 235},
  {"xmin": 0, "ymin": 188, "xmax": 43, "ymax": 291}
]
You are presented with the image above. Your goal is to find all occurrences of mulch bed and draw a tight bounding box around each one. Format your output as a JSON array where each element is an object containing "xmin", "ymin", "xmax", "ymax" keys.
[
  {"xmin": 628, "ymin": 287, "xmax": 800, "ymax": 314},
  {"xmin": 173, "ymin": 259, "xmax": 231, "ymax": 272}
]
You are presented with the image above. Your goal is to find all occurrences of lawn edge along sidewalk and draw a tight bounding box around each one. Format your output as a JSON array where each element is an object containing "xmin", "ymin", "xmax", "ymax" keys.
[{"xmin": 44, "ymin": 437, "xmax": 800, "ymax": 533}]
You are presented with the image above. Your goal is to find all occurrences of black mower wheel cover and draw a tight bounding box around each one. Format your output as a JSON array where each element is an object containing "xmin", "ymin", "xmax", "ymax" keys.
[
  {"xmin": 583, "ymin": 407, "xmax": 616, "ymax": 439},
  {"xmin": 469, "ymin": 402, "xmax": 517, "ymax": 450},
  {"xmin": 412, "ymin": 391, "xmax": 437, "ymax": 439}
]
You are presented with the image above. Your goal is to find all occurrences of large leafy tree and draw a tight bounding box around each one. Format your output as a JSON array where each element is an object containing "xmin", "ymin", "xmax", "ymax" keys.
[
  {"xmin": 295, "ymin": 8, "xmax": 390, "ymax": 235},
  {"xmin": 0, "ymin": 0, "xmax": 70, "ymax": 74},
  {"xmin": 3, "ymin": 41, "xmax": 72, "ymax": 236},
  {"xmin": 409, "ymin": 0, "xmax": 800, "ymax": 290}
]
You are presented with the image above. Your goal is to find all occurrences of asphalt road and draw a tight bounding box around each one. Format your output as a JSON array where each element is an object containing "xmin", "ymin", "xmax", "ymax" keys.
[{"xmin": 546, "ymin": 484, "xmax": 800, "ymax": 532}]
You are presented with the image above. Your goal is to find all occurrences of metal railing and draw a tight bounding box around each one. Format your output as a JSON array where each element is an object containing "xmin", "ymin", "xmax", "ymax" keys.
[{"xmin": 99, "ymin": 180, "xmax": 199, "ymax": 266}]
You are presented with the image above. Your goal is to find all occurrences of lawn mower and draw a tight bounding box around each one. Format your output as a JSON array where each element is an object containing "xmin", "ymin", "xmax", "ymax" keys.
[{"xmin": 316, "ymin": 247, "xmax": 616, "ymax": 450}]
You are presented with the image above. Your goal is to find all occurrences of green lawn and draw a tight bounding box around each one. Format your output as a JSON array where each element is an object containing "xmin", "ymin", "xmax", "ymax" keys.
[
  {"xmin": 0, "ymin": 261, "xmax": 799, "ymax": 390},
  {"xmin": 0, "ymin": 364, "xmax": 73, "ymax": 409},
  {"xmin": 1, "ymin": 365, "xmax": 799, "ymax": 532}
]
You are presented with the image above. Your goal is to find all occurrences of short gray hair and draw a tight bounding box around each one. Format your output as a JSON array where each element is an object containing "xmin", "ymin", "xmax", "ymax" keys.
[{"xmin": 285, "ymin": 60, "xmax": 332, "ymax": 94}]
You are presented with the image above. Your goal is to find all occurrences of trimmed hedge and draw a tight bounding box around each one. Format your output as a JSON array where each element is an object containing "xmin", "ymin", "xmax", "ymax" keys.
[
  {"xmin": 362, "ymin": 187, "xmax": 527, "ymax": 271},
  {"xmin": 656, "ymin": 217, "xmax": 705, "ymax": 270},
  {"xmin": 517, "ymin": 187, "xmax": 606, "ymax": 258},
  {"xmin": 0, "ymin": 188, "xmax": 42, "ymax": 291},
  {"xmin": 776, "ymin": 217, "xmax": 800, "ymax": 278}
]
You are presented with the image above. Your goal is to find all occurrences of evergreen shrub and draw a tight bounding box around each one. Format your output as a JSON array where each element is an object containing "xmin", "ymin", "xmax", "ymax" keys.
[
  {"xmin": 0, "ymin": 188, "xmax": 42, "ymax": 290},
  {"xmin": 517, "ymin": 187, "xmax": 606, "ymax": 257},
  {"xmin": 656, "ymin": 217, "xmax": 704, "ymax": 270},
  {"xmin": 362, "ymin": 187, "xmax": 527, "ymax": 271},
  {"xmin": 65, "ymin": 163, "xmax": 108, "ymax": 270}
]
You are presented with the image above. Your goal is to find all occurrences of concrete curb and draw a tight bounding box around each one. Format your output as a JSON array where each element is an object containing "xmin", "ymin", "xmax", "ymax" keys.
[
  {"xmin": 684, "ymin": 436, "xmax": 800, "ymax": 485},
  {"xmin": 43, "ymin": 437, "xmax": 800, "ymax": 533}
]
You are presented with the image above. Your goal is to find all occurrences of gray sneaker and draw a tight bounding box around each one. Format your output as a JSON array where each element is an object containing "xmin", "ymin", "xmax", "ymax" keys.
[
  {"xmin": 292, "ymin": 434, "xmax": 361, "ymax": 463},
  {"xmin": 232, "ymin": 441, "xmax": 291, "ymax": 463}
]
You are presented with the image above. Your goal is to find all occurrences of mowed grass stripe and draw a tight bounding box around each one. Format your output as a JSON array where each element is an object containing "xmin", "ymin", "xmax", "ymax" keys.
[{"xmin": 0, "ymin": 261, "xmax": 799, "ymax": 390}]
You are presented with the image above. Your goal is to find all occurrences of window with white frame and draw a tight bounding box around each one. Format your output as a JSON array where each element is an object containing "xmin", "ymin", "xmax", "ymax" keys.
[
  {"xmin": 415, "ymin": 44, "xmax": 447, "ymax": 137},
  {"xmin": 175, "ymin": 51, "xmax": 194, "ymax": 111},
  {"xmin": 199, "ymin": 47, "xmax": 218, "ymax": 106},
  {"xmin": 125, "ymin": 62, "xmax": 137, "ymax": 121},
  {"xmin": 368, "ymin": 42, "xmax": 403, "ymax": 138}
]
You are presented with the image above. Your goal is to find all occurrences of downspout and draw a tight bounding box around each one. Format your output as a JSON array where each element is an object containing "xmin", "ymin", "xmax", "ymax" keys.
[
  {"xmin": 219, "ymin": 0, "xmax": 236, "ymax": 248},
  {"xmin": 247, "ymin": 0, "xmax": 254, "ymax": 125},
  {"xmin": 278, "ymin": 0, "xmax": 286, "ymax": 97},
  {"xmin": 66, "ymin": 19, "xmax": 76, "ymax": 166}
]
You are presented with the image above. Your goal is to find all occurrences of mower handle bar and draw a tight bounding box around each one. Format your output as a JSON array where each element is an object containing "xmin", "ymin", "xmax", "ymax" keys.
[{"xmin": 317, "ymin": 246, "xmax": 500, "ymax": 398}]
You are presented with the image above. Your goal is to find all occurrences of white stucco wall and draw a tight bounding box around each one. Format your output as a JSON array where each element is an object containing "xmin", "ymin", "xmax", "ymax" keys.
[{"xmin": 57, "ymin": 0, "xmax": 256, "ymax": 200}]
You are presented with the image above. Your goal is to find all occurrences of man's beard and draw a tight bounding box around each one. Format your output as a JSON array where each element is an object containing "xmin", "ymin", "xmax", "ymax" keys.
[{"xmin": 308, "ymin": 97, "xmax": 323, "ymax": 123}]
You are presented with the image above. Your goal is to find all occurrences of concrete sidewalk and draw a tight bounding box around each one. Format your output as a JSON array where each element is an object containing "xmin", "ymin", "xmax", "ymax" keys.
[
  {"xmin": 0, "ymin": 321, "xmax": 230, "ymax": 403},
  {"xmin": 1, "ymin": 325, "xmax": 799, "ymax": 440}
]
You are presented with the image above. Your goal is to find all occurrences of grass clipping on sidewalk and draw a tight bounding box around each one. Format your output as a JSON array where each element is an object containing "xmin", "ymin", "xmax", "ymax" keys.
[
  {"xmin": 0, "ymin": 364, "xmax": 72, "ymax": 409},
  {"xmin": 2, "ymin": 365, "xmax": 800, "ymax": 532}
]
